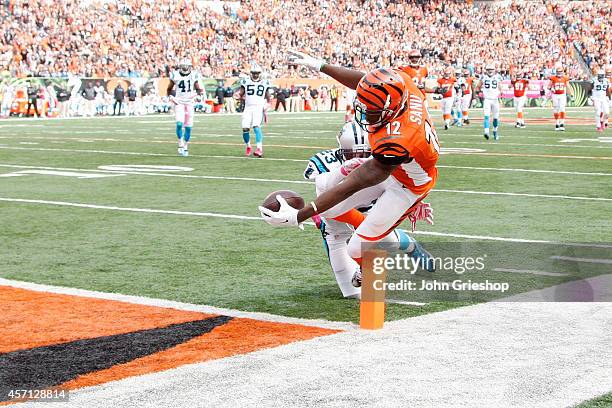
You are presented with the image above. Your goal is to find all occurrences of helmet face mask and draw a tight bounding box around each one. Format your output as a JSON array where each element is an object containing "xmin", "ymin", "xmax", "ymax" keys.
[
  {"xmin": 250, "ymin": 71, "xmax": 261, "ymax": 81},
  {"xmin": 179, "ymin": 60, "xmax": 192, "ymax": 75},
  {"xmin": 354, "ymin": 99, "xmax": 395, "ymax": 133}
]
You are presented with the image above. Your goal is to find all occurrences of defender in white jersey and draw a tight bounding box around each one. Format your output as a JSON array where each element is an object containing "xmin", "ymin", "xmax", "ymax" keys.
[
  {"xmin": 236, "ymin": 64, "xmax": 271, "ymax": 158},
  {"xmin": 477, "ymin": 64, "xmax": 502, "ymax": 140},
  {"xmin": 453, "ymin": 69, "xmax": 465, "ymax": 127},
  {"xmin": 167, "ymin": 59, "xmax": 203, "ymax": 157},
  {"xmin": 304, "ymin": 122, "xmax": 434, "ymax": 297},
  {"xmin": 591, "ymin": 70, "xmax": 610, "ymax": 132}
]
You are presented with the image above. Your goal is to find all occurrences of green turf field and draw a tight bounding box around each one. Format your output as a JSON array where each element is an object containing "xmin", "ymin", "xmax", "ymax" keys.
[{"xmin": 0, "ymin": 108, "xmax": 610, "ymax": 322}]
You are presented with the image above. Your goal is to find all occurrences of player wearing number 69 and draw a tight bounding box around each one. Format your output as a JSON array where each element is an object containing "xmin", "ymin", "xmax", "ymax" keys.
[
  {"xmin": 167, "ymin": 59, "xmax": 203, "ymax": 157},
  {"xmin": 235, "ymin": 64, "xmax": 272, "ymax": 158},
  {"xmin": 260, "ymin": 50, "xmax": 439, "ymax": 286}
]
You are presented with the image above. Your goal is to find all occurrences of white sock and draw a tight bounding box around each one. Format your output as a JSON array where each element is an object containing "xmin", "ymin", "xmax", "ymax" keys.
[{"xmin": 256, "ymin": 142, "xmax": 262, "ymax": 149}]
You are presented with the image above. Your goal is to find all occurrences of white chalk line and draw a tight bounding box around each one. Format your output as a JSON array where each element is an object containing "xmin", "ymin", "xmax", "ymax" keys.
[
  {"xmin": 0, "ymin": 163, "xmax": 609, "ymax": 202},
  {"xmin": 0, "ymin": 145, "xmax": 610, "ymax": 177},
  {"xmin": 493, "ymin": 268, "xmax": 569, "ymax": 277},
  {"xmin": 1, "ymin": 197, "xmax": 610, "ymax": 248},
  {"xmin": 0, "ymin": 277, "xmax": 355, "ymax": 331},
  {"xmin": 551, "ymin": 256, "xmax": 612, "ymax": 265}
]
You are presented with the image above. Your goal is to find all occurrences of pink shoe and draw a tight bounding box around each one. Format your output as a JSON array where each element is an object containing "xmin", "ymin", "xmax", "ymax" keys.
[
  {"xmin": 596, "ymin": 126, "xmax": 603, "ymax": 133},
  {"xmin": 254, "ymin": 147, "xmax": 263, "ymax": 158},
  {"xmin": 245, "ymin": 145, "xmax": 253, "ymax": 156}
]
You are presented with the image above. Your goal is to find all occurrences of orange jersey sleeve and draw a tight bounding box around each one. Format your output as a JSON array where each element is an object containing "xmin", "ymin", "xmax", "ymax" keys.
[
  {"xmin": 437, "ymin": 78, "xmax": 455, "ymax": 98},
  {"xmin": 369, "ymin": 73, "xmax": 439, "ymax": 195},
  {"xmin": 463, "ymin": 77, "xmax": 473, "ymax": 94}
]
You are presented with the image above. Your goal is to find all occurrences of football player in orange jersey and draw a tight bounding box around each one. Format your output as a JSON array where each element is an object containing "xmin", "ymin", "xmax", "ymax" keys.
[
  {"xmin": 459, "ymin": 69, "xmax": 474, "ymax": 125},
  {"xmin": 511, "ymin": 72, "xmax": 529, "ymax": 128},
  {"xmin": 437, "ymin": 68, "xmax": 456, "ymax": 130},
  {"xmin": 399, "ymin": 50, "xmax": 435, "ymax": 95},
  {"xmin": 261, "ymin": 50, "xmax": 439, "ymax": 285},
  {"xmin": 547, "ymin": 67, "xmax": 573, "ymax": 131}
]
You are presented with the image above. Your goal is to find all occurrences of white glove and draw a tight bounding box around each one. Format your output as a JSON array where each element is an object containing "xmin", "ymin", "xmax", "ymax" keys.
[
  {"xmin": 288, "ymin": 49, "xmax": 325, "ymax": 72},
  {"xmin": 340, "ymin": 157, "xmax": 368, "ymax": 176},
  {"xmin": 258, "ymin": 195, "xmax": 304, "ymax": 229}
]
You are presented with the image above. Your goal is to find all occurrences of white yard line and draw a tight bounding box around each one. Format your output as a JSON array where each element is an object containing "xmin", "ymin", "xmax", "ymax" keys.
[
  {"xmin": 436, "ymin": 164, "xmax": 612, "ymax": 177},
  {"xmin": 0, "ymin": 163, "xmax": 609, "ymax": 201},
  {"xmin": 493, "ymin": 268, "xmax": 568, "ymax": 277},
  {"xmin": 551, "ymin": 256, "xmax": 612, "ymax": 265},
  {"xmin": 1, "ymin": 196, "xmax": 610, "ymax": 248},
  {"xmin": 0, "ymin": 278, "xmax": 354, "ymax": 331}
]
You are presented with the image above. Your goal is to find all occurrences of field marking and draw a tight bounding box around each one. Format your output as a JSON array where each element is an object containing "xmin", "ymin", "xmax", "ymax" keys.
[
  {"xmin": 437, "ymin": 164, "xmax": 612, "ymax": 177},
  {"xmin": 493, "ymin": 268, "xmax": 568, "ymax": 277},
  {"xmin": 1, "ymin": 196, "xmax": 610, "ymax": 248},
  {"xmin": 0, "ymin": 278, "xmax": 355, "ymax": 331},
  {"xmin": 2, "ymin": 142, "xmax": 610, "ymax": 161},
  {"xmin": 551, "ymin": 256, "xmax": 612, "ymax": 265},
  {"xmin": 1, "ymin": 164, "xmax": 610, "ymax": 202},
  {"xmin": 442, "ymin": 140, "xmax": 612, "ymax": 150}
]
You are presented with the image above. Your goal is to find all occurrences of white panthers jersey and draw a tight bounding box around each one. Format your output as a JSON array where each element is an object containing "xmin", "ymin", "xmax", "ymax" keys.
[
  {"xmin": 592, "ymin": 77, "xmax": 610, "ymax": 99},
  {"xmin": 240, "ymin": 77, "xmax": 271, "ymax": 108},
  {"xmin": 455, "ymin": 77, "xmax": 467, "ymax": 97},
  {"xmin": 304, "ymin": 149, "xmax": 343, "ymax": 180},
  {"xmin": 481, "ymin": 74, "xmax": 502, "ymax": 99},
  {"xmin": 170, "ymin": 70, "xmax": 201, "ymax": 104}
]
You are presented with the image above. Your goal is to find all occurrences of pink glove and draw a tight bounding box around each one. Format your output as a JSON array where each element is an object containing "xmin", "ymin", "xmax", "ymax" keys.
[
  {"xmin": 408, "ymin": 201, "xmax": 434, "ymax": 231},
  {"xmin": 340, "ymin": 158, "xmax": 368, "ymax": 176}
]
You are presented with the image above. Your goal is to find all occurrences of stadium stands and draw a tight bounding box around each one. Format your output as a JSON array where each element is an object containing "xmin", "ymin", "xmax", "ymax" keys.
[{"xmin": 1, "ymin": 0, "xmax": 600, "ymax": 80}]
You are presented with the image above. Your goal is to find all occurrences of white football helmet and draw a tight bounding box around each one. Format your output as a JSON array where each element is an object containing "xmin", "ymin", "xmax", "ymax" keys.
[
  {"xmin": 337, "ymin": 122, "xmax": 370, "ymax": 160},
  {"xmin": 485, "ymin": 64, "xmax": 495, "ymax": 75},
  {"xmin": 597, "ymin": 69, "xmax": 605, "ymax": 80},
  {"xmin": 250, "ymin": 63, "xmax": 262, "ymax": 81},
  {"xmin": 179, "ymin": 59, "xmax": 192, "ymax": 75}
]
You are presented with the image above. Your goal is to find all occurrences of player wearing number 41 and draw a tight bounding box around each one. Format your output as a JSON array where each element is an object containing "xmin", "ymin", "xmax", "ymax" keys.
[
  {"xmin": 167, "ymin": 59, "xmax": 203, "ymax": 157},
  {"xmin": 476, "ymin": 64, "xmax": 502, "ymax": 140},
  {"xmin": 260, "ymin": 50, "xmax": 439, "ymax": 288},
  {"xmin": 235, "ymin": 64, "xmax": 272, "ymax": 158},
  {"xmin": 591, "ymin": 69, "xmax": 610, "ymax": 132}
]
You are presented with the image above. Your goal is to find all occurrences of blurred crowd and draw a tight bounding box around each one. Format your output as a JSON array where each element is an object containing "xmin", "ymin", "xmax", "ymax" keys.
[
  {"xmin": 551, "ymin": 1, "xmax": 611, "ymax": 72},
  {"xmin": 1, "ymin": 0, "xmax": 607, "ymax": 80}
]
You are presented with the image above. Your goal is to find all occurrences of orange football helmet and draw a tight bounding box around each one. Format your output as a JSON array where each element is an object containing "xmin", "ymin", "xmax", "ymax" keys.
[{"xmin": 354, "ymin": 68, "xmax": 408, "ymax": 132}]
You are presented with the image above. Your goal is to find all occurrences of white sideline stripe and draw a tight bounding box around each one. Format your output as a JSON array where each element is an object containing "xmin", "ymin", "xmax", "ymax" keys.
[
  {"xmin": 1, "ymin": 163, "xmax": 609, "ymax": 201},
  {"xmin": 1, "ymin": 196, "xmax": 610, "ymax": 248},
  {"xmin": 434, "ymin": 188, "xmax": 612, "ymax": 202},
  {"xmin": 0, "ymin": 278, "xmax": 354, "ymax": 331},
  {"xmin": 551, "ymin": 256, "xmax": 612, "ymax": 265},
  {"xmin": 493, "ymin": 268, "xmax": 568, "ymax": 277},
  {"xmin": 1, "ymin": 145, "xmax": 610, "ymax": 177},
  {"xmin": 437, "ymin": 164, "xmax": 612, "ymax": 177}
]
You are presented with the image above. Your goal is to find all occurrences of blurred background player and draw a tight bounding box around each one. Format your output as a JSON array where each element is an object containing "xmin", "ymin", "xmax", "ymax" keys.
[
  {"xmin": 591, "ymin": 69, "xmax": 610, "ymax": 132},
  {"xmin": 511, "ymin": 72, "xmax": 529, "ymax": 128},
  {"xmin": 547, "ymin": 67, "xmax": 572, "ymax": 131},
  {"xmin": 460, "ymin": 69, "xmax": 473, "ymax": 125},
  {"xmin": 236, "ymin": 64, "xmax": 271, "ymax": 158},
  {"xmin": 452, "ymin": 69, "xmax": 465, "ymax": 127},
  {"xmin": 437, "ymin": 68, "xmax": 456, "ymax": 130},
  {"xmin": 477, "ymin": 64, "xmax": 502, "ymax": 140},
  {"xmin": 303, "ymin": 122, "xmax": 434, "ymax": 297},
  {"xmin": 344, "ymin": 86, "xmax": 356, "ymax": 122},
  {"xmin": 168, "ymin": 59, "xmax": 203, "ymax": 157},
  {"xmin": 400, "ymin": 50, "xmax": 434, "ymax": 96}
]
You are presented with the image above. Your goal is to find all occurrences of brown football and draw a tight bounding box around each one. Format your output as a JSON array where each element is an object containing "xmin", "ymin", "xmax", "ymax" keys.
[{"xmin": 262, "ymin": 190, "xmax": 305, "ymax": 212}]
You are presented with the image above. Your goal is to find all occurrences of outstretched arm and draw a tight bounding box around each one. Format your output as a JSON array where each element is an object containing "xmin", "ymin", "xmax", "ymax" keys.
[
  {"xmin": 288, "ymin": 49, "xmax": 365, "ymax": 90},
  {"xmin": 320, "ymin": 65, "xmax": 365, "ymax": 90}
]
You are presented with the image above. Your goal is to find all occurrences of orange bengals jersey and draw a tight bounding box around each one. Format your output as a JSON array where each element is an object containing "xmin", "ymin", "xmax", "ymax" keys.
[
  {"xmin": 463, "ymin": 77, "xmax": 474, "ymax": 95},
  {"xmin": 400, "ymin": 66, "xmax": 428, "ymax": 85},
  {"xmin": 369, "ymin": 70, "xmax": 439, "ymax": 195},
  {"xmin": 437, "ymin": 77, "xmax": 456, "ymax": 98},
  {"xmin": 513, "ymin": 79, "xmax": 529, "ymax": 97},
  {"xmin": 550, "ymin": 75, "xmax": 569, "ymax": 94}
]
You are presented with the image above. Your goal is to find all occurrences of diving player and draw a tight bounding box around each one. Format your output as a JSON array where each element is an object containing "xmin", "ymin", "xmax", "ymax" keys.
[
  {"xmin": 167, "ymin": 59, "xmax": 203, "ymax": 157},
  {"xmin": 591, "ymin": 69, "xmax": 610, "ymax": 132},
  {"xmin": 304, "ymin": 121, "xmax": 434, "ymax": 297},
  {"xmin": 477, "ymin": 64, "xmax": 502, "ymax": 140},
  {"xmin": 236, "ymin": 64, "xmax": 271, "ymax": 157}
]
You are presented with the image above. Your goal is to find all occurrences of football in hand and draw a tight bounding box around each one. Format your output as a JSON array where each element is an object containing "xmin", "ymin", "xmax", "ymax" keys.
[{"xmin": 262, "ymin": 190, "xmax": 305, "ymax": 212}]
